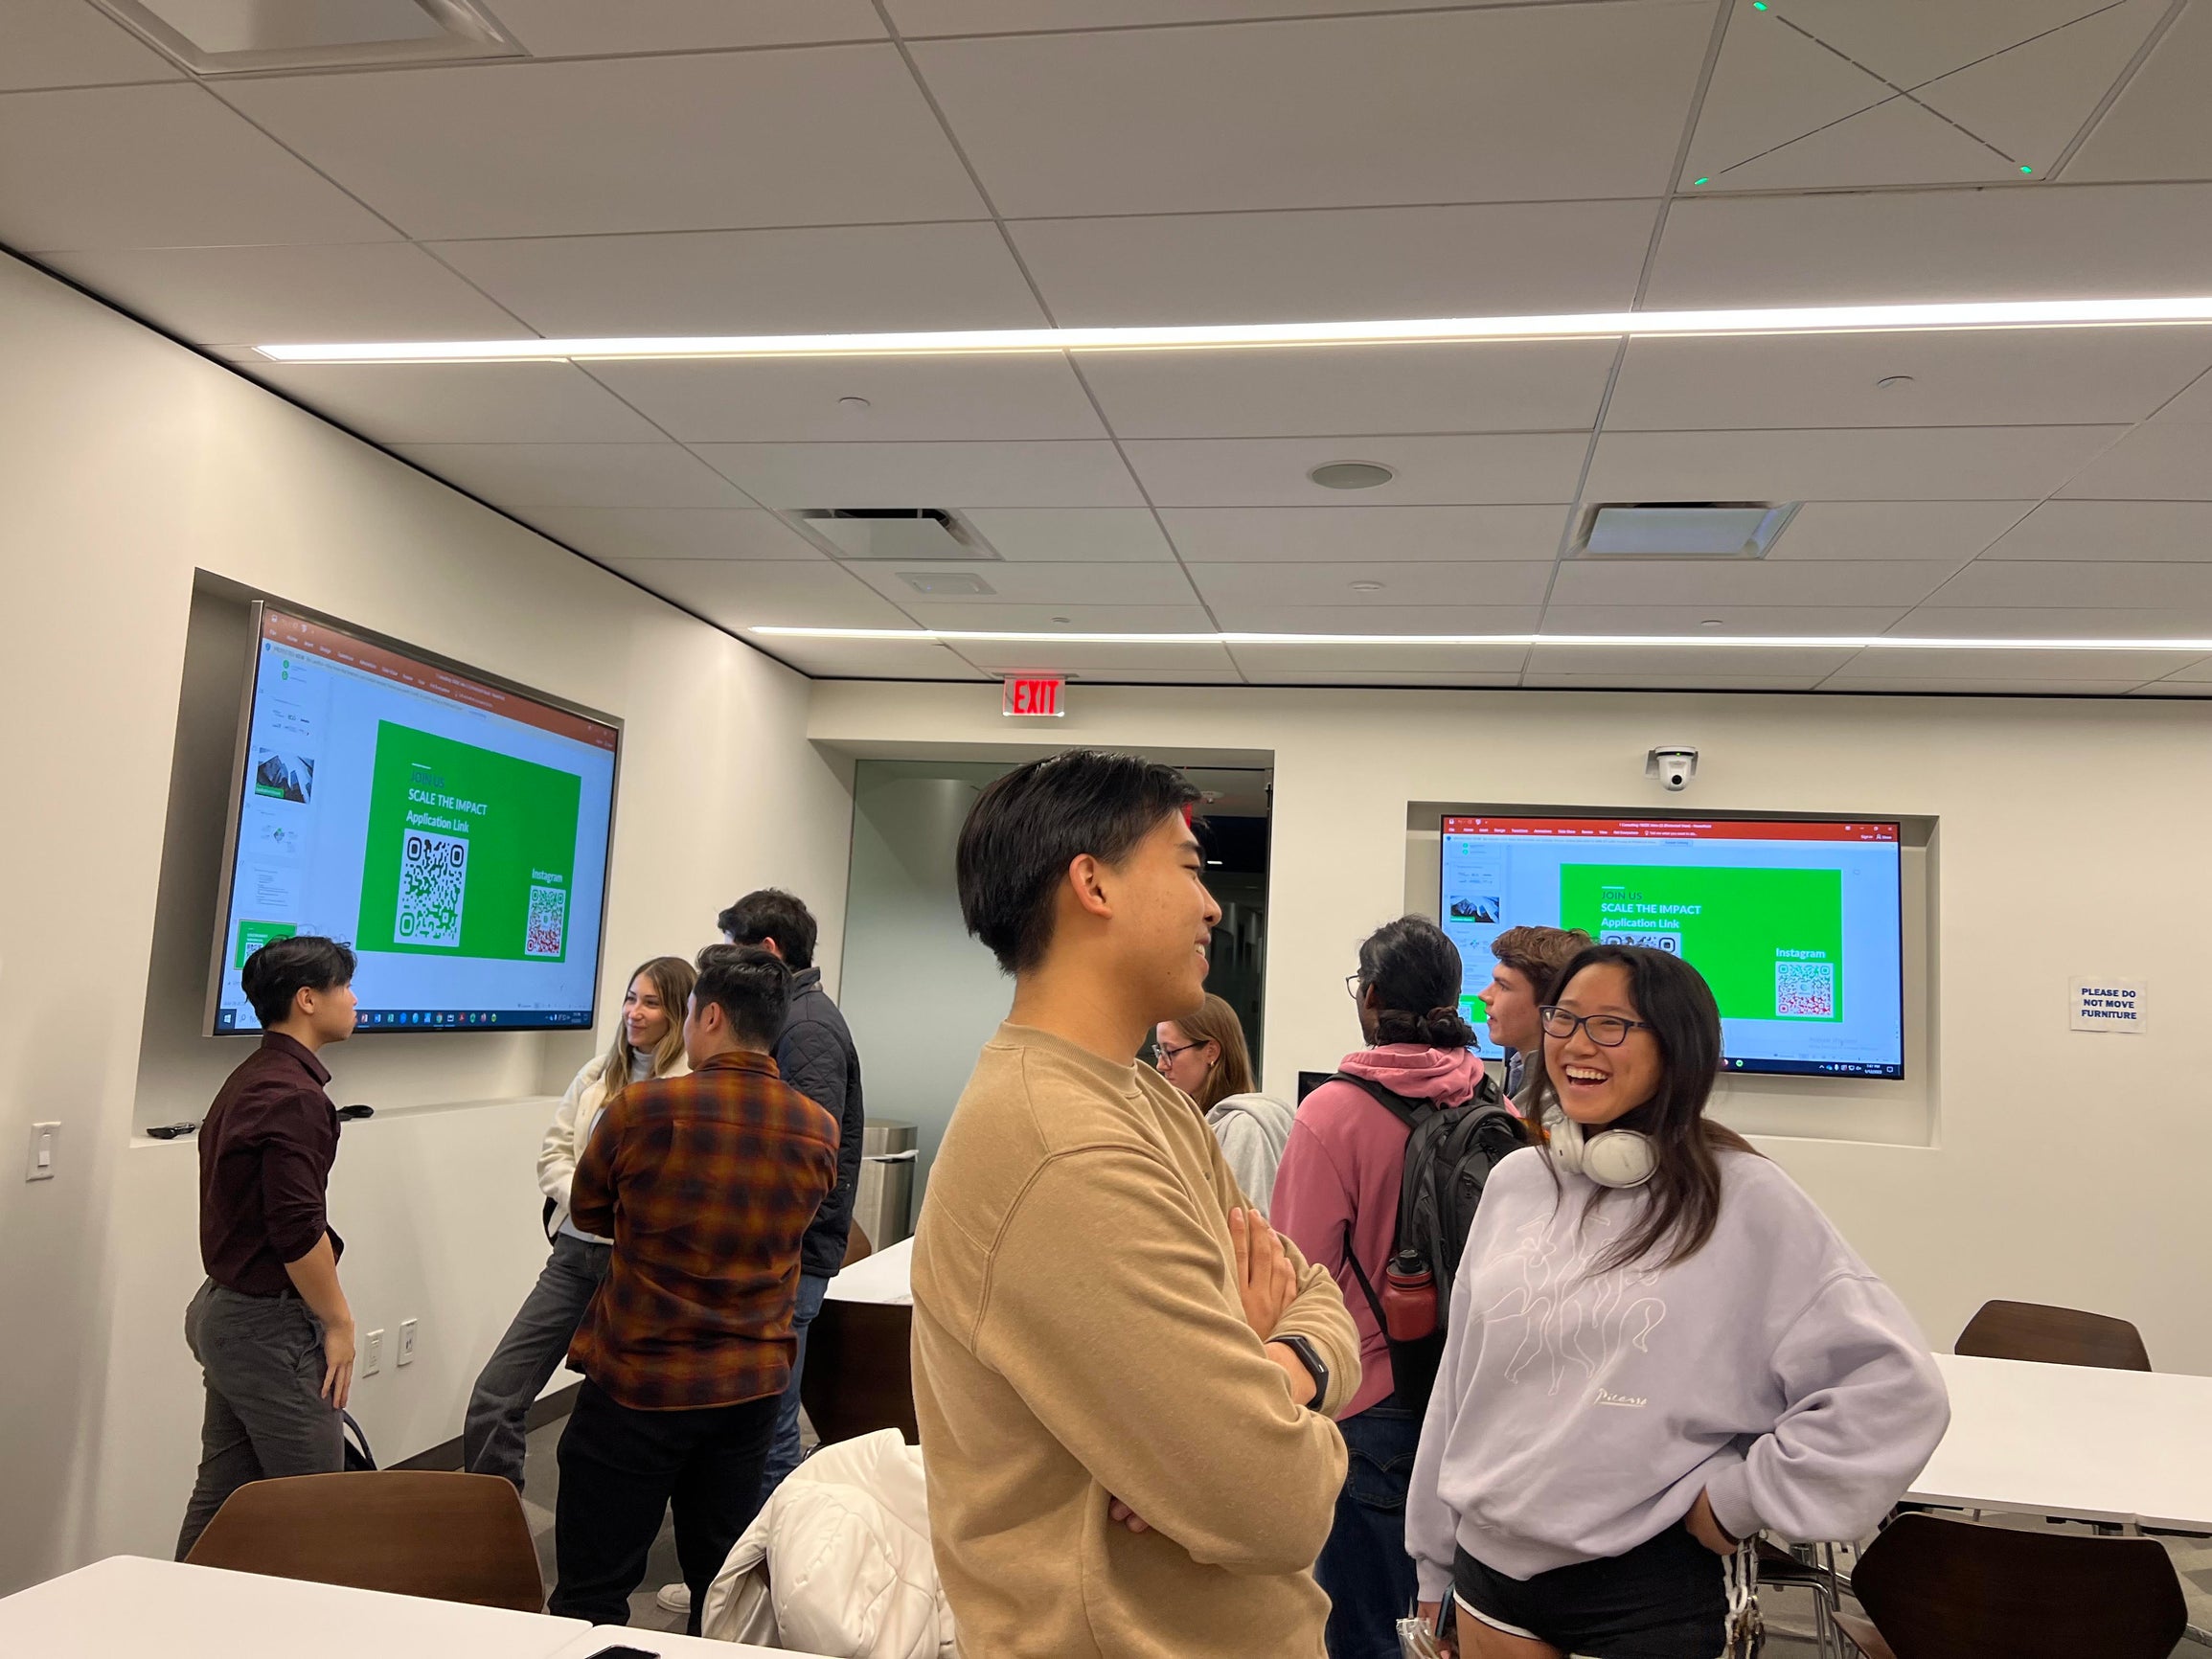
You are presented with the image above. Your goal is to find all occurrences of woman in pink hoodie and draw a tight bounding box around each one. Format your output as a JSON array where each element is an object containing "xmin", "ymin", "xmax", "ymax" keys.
[{"xmin": 1272, "ymin": 915, "xmax": 1496, "ymax": 1659}]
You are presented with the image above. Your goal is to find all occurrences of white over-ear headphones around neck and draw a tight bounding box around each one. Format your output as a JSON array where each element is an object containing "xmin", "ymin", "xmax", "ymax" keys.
[{"xmin": 1544, "ymin": 1107, "xmax": 1658, "ymax": 1190}]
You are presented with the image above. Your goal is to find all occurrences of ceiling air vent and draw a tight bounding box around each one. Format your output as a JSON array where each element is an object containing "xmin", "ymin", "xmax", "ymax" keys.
[
  {"xmin": 793, "ymin": 509, "xmax": 1001, "ymax": 563},
  {"xmin": 90, "ymin": 0, "xmax": 522, "ymax": 75},
  {"xmin": 1573, "ymin": 502, "xmax": 1802, "ymax": 560}
]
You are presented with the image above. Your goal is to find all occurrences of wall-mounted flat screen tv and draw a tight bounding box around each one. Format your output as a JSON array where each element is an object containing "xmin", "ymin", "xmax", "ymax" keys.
[
  {"xmin": 207, "ymin": 603, "xmax": 621, "ymax": 1035},
  {"xmin": 1441, "ymin": 814, "xmax": 1904, "ymax": 1079}
]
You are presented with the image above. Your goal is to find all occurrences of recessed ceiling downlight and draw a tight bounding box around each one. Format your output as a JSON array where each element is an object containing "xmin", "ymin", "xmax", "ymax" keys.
[{"xmin": 1309, "ymin": 462, "xmax": 1396, "ymax": 490}]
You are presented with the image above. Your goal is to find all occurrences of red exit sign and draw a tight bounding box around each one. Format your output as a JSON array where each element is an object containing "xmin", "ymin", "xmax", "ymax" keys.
[{"xmin": 1002, "ymin": 675, "xmax": 1065, "ymax": 717}]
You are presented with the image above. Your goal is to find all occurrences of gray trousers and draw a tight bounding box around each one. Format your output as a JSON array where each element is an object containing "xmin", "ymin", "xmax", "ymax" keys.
[
  {"xmin": 464, "ymin": 1231, "xmax": 611, "ymax": 1489},
  {"xmin": 175, "ymin": 1279, "xmax": 344, "ymax": 1559}
]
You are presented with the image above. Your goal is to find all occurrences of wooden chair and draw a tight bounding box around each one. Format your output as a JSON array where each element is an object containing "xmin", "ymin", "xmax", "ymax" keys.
[
  {"xmin": 800, "ymin": 1299, "xmax": 918, "ymax": 1448},
  {"xmin": 1954, "ymin": 1299, "xmax": 2151, "ymax": 1370},
  {"xmin": 184, "ymin": 1470, "xmax": 544, "ymax": 1612},
  {"xmin": 1832, "ymin": 1512, "xmax": 2185, "ymax": 1659}
]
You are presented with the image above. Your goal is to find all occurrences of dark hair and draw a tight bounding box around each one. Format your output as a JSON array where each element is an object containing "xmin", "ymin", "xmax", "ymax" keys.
[
  {"xmin": 957, "ymin": 751, "xmax": 1200, "ymax": 974},
  {"xmin": 1490, "ymin": 924, "xmax": 1593, "ymax": 999},
  {"xmin": 691, "ymin": 943, "xmax": 791, "ymax": 1049},
  {"xmin": 717, "ymin": 888, "xmax": 817, "ymax": 970},
  {"xmin": 1356, "ymin": 916, "xmax": 1478, "ymax": 1049},
  {"xmin": 240, "ymin": 935, "xmax": 356, "ymax": 1029},
  {"xmin": 1530, "ymin": 943, "xmax": 1754, "ymax": 1272}
]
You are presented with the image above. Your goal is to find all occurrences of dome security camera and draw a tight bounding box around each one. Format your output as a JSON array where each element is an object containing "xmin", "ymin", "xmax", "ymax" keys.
[{"xmin": 1647, "ymin": 746, "xmax": 1699, "ymax": 791}]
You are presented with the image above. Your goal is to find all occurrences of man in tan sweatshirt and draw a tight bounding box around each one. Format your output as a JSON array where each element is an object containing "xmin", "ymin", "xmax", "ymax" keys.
[{"xmin": 913, "ymin": 750, "xmax": 1360, "ymax": 1658}]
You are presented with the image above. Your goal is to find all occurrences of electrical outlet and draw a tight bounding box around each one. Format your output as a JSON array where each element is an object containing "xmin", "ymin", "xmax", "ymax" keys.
[
  {"xmin": 361, "ymin": 1328, "xmax": 384, "ymax": 1376},
  {"xmin": 398, "ymin": 1318, "xmax": 418, "ymax": 1366}
]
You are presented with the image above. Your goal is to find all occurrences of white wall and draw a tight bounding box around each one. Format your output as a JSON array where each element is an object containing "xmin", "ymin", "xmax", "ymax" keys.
[
  {"xmin": 0, "ymin": 252, "xmax": 855, "ymax": 1590},
  {"xmin": 810, "ymin": 678, "xmax": 2212, "ymax": 1378}
]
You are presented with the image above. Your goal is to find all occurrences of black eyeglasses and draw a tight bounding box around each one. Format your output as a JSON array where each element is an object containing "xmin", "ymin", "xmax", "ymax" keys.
[
  {"xmin": 1539, "ymin": 1007, "xmax": 1653, "ymax": 1048},
  {"xmin": 1345, "ymin": 972, "xmax": 1366, "ymax": 1000},
  {"xmin": 1149, "ymin": 1037, "xmax": 1204, "ymax": 1067}
]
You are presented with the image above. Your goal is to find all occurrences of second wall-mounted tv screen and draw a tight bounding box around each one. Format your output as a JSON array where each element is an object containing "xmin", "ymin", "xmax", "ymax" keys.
[
  {"xmin": 1441, "ymin": 814, "xmax": 1904, "ymax": 1079},
  {"xmin": 208, "ymin": 605, "xmax": 621, "ymax": 1034}
]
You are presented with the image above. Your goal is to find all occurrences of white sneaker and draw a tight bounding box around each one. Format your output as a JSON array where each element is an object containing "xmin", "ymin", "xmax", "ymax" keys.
[{"xmin": 655, "ymin": 1581, "xmax": 692, "ymax": 1615}]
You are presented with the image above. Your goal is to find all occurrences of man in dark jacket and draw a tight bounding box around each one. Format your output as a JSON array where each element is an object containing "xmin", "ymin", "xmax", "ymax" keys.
[{"xmin": 716, "ymin": 891, "xmax": 865, "ymax": 1492}]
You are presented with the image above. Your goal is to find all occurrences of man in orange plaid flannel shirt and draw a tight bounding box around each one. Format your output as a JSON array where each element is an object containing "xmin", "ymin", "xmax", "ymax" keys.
[{"xmin": 549, "ymin": 944, "xmax": 839, "ymax": 1633}]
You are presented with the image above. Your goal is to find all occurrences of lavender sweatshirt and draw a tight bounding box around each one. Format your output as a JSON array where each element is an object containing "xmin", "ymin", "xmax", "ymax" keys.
[{"xmin": 1406, "ymin": 1144, "xmax": 1947, "ymax": 1596}]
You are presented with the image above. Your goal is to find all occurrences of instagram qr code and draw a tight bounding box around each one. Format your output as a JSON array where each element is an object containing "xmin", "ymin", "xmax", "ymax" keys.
[
  {"xmin": 1776, "ymin": 961, "xmax": 1835, "ymax": 1018},
  {"xmin": 525, "ymin": 884, "xmax": 567, "ymax": 959},
  {"xmin": 398, "ymin": 830, "xmax": 467, "ymax": 947}
]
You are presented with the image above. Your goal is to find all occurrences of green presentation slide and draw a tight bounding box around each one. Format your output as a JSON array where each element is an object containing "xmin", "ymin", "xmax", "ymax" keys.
[
  {"xmin": 354, "ymin": 722, "xmax": 583, "ymax": 963},
  {"xmin": 1559, "ymin": 863, "xmax": 1845, "ymax": 1023}
]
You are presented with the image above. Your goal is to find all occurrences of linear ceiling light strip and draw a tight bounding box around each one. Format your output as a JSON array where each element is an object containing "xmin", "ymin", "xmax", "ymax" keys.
[
  {"xmin": 749, "ymin": 627, "xmax": 2212, "ymax": 652},
  {"xmin": 257, "ymin": 296, "xmax": 2212, "ymax": 363}
]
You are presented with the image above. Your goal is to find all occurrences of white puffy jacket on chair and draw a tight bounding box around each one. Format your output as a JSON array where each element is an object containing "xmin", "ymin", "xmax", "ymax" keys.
[{"xmin": 700, "ymin": 1429, "xmax": 954, "ymax": 1657}]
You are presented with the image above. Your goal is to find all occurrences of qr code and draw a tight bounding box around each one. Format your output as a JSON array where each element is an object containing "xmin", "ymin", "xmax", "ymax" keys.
[
  {"xmin": 1601, "ymin": 932, "xmax": 1682, "ymax": 954},
  {"xmin": 525, "ymin": 884, "xmax": 567, "ymax": 959},
  {"xmin": 397, "ymin": 830, "xmax": 467, "ymax": 947},
  {"xmin": 1776, "ymin": 961, "xmax": 1836, "ymax": 1018}
]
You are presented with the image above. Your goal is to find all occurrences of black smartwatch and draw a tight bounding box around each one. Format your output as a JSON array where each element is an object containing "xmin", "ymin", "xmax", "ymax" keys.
[{"xmin": 1273, "ymin": 1333, "xmax": 1329, "ymax": 1408}]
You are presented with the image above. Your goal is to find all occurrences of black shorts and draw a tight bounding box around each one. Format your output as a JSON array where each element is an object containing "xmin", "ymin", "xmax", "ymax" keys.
[{"xmin": 1453, "ymin": 1525, "xmax": 1725, "ymax": 1659}]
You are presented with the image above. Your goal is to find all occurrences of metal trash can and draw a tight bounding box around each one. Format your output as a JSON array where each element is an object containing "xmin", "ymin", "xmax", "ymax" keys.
[{"xmin": 853, "ymin": 1119, "xmax": 918, "ymax": 1248}]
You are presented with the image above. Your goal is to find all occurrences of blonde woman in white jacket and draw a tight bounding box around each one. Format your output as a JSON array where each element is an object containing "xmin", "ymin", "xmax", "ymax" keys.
[{"xmin": 463, "ymin": 955, "xmax": 695, "ymax": 1489}]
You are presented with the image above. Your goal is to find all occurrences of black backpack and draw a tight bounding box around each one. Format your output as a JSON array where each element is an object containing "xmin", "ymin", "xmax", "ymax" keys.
[{"xmin": 1332, "ymin": 1070, "xmax": 1527, "ymax": 1410}]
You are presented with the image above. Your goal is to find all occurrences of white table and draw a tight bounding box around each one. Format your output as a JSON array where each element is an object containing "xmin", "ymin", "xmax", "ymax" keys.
[
  {"xmin": 545, "ymin": 1626, "xmax": 835, "ymax": 1658},
  {"xmin": 1906, "ymin": 1352, "xmax": 2212, "ymax": 1531},
  {"xmin": 0, "ymin": 1556, "xmax": 586, "ymax": 1658},
  {"xmin": 826, "ymin": 1234, "xmax": 913, "ymax": 1306}
]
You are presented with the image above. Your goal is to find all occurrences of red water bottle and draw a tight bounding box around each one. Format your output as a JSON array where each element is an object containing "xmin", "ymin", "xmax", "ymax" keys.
[{"xmin": 1380, "ymin": 1249, "xmax": 1439, "ymax": 1342}]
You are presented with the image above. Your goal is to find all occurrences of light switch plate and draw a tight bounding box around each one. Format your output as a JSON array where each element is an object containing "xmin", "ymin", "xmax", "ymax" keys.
[
  {"xmin": 398, "ymin": 1318, "xmax": 418, "ymax": 1366},
  {"xmin": 26, "ymin": 1121, "xmax": 58, "ymax": 1181},
  {"xmin": 361, "ymin": 1329, "xmax": 383, "ymax": 1376}
]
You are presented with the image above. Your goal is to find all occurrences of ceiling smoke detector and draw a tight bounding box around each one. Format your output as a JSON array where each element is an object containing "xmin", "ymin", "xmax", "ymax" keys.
[
  {"xmin": 792, "ymin": 508, "xmax": 1000, "ymax": 563},
  {"xmin": 1308, "ymin": 461, "xmax": 1396, "ymax": 490},
  {"xmin": 91, "ymin": 0, "xmax": 522, "ymax": 74},
  {"xmin": 1574, "ymin": 502, "xmax": 1801, "ymax": 560}
]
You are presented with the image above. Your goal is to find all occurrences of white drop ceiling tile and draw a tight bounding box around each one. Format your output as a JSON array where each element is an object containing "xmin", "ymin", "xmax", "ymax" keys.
[
  {"xmin": 517, "ymin": 508, "xmax": 823, "ymax": 562},
  {"xmin": 1644, "ymin": 185, "xmax": 2212, "ymax": 309},
  {"xmin": 249, "ymin": 363, "xmax": 663, "ymax": 444},
  {"xmin": 428, "ymin": 224, "xmax": 1044, "ymax": 337},
  {"xmin": 1226, "ymin": 639, "xmax": 1533, "ymax": 672},
  {"xmin": 751, "ymin": 635, "xmax": 987, "ymax": 682},
  {"xmin": 889, "ymin": 0, "xmax": 1491, "ymax": 30},
  {"xmin": 217, "ymin": 49, "xmax": 984, "ymax": 239},
  {"xmin": 2126, "ymin": 681, "xmax": 2212, "ymax": 696},
  {"xmin": 603, "ymin": 557, "xmax": 917, "ymax": 629},
  {"xmin": 901, "ymin": 601, "xmax": 1216, "ymax": 632},
  {"xmin": 1009, "ymin": 201, "xmax": 1657, "ymax": 328},
  {"xmin": 695, "ymin": 442, "xmax": 1144, "ymax": 508},
  {"xmin": 1916, "ymin": 560, "xmax": 2212, "ymax": 610},
  {"xmin": 490, "ymin": 0, "xmax": 884, "ymax": 55},
  {"xmin": 586, "ymin": 356, "xmax": 1106, "ymax": 443},
  {"xmin": 849, "ymin": 562, "xmax": 1200, "ymax": 607},
  {"xmin": 1764, "ymin": 501, "xmax": 2030, "ymax": 563},
  {"xmin": 38, "ymin": 242, "xmax": 530, "ymax": 347},
  {"xmin": 1605, "ymin": 330, "xmax": 2212, "ymax": 432},
  {"xmin": 1524, "ymin": 644, "xmax": 1864, "ymax": 678},
  {"xmin": 2067, "ymin": 0, "xmax": 2212, "ymax": 185},
  {"xmin": 0, "ymin": 0, "xmax": 182, "ymax": 90},
  {"xmin": 1707, "ymin": 95, "xmax": 2018, "ymax": 192},
  {"xmin": 1039, "ymin": 666, "xmax": 1251, "ymax": 684},
  {"xmin": 1539, "ymin": 604, "xmax": 1909, "ymax": 636},
  {"xmin": 1157, "ymin": 506, "xmax": 1570, "ymax": 564},
  {"xmin": 1583, "ymin": 426, "xmax": 2126, "ymax": 503},
  {"xmin": 0, "ymin": 83, "xmax": 397, "ymax": 251},
  {"xmin": 1914, "ymin": 0, "xmax": 2170, "ymax": 175},
  {"xmin": 1210, "ymin": 604, "xmax": 1545, "ymax": 637},
  {"xmin": 1679, "ymin": 4, "xmax": 1891, "ymax": 189},
  {"xmin": 1778, "ymin": 0, "xmax": 2124, "ymax": 85},
  {"xmin": 1079, "ymin": 341, "xmax": 1617, "ymax": 440},
  {"xmin": 2056, "ymin": 425, "xmax": 2212, "ymax": 501},
  {"xmin": 1524, "ymin": 671, "xmax": 1836, "ymax": 692},
  {"xmin": 906, "ymin": 4, "xmax": 1715, "ymax": 217},
  {"xmin": 1981, "ymin": 500, "xmax": 2212, "ymax": 562},
  {"xmin": 948, "ymin": 638, "xmax": 1242, "ymax": 676},
  {"xmin": 1549, "ymin": 559, "xmax": 1960, "ymax": 609},
  {"xmin": 959, "ymin": 509, "xmax": 1175, "ymax": 563},
  {"xmin": 1823, "ymin": 647, "xmax": 2177, "ymax": 682},
  {"xmin": 2141, "ymin": 655, "xmax": 2212, "ymax": 684},
  {"xmin": 1235, "ymin": 667, "xmax": 1527, "ymax": 688},
  {"xmin": 1125, "ymin": 436, "xmax": 1589, "ymax": 508},
  {"xmin": 390, "ymin": 443, "xmax": 759, "ymax": 509},
  {"xmin": 1190, "ymin": 561, "xmax": 1555, "ymax": 610},
  {"xmin": 2153, "ymin": 370, "xmax": 2212, "ymax": 426},
  {"xmin": 1887, "ymin": 604, "xmax": 2212, "ymax": 640},
  {"xmin": 1815, "ymin": 676, "xmax": 2149, "ymax": 696}
]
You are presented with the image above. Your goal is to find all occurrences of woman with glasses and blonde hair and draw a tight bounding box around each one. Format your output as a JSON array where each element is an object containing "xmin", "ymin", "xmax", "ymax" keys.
[
  {"xmin": 463, "ymin": 954, "xmax": 697, "ymax": 1490},
  {"xmin": 1406, "ymin": 943, "xmax": 1946, "ymax": 1659},
  {"xmin": 1152, "ymin": 991, "xmax": 1294, "ymax": 1219}
]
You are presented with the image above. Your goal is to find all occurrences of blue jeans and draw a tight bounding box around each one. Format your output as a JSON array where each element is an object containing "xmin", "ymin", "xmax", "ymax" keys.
[
  {"xmin": 749, "ymin": 1271, "xmax": 831, "ymax": 1519},
  {"xmin": 1317, "ymin": 1401, "xmax": 1423, "ymax": 1659}
]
